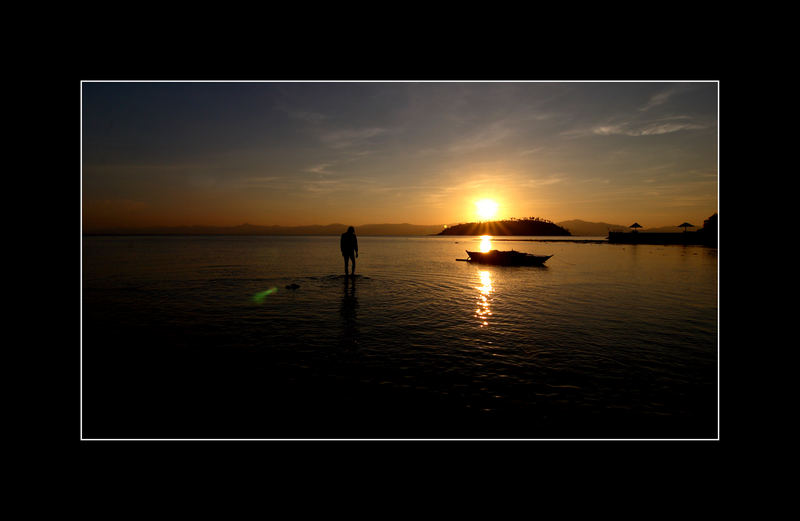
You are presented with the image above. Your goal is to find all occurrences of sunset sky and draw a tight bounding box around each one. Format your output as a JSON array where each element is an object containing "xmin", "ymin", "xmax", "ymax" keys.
[{"xmin": 82, "ymin": 81, "xmax": 718, "ymax": 230}]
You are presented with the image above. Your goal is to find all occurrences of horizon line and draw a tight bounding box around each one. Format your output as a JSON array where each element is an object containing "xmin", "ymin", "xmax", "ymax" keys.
[{"xmin": 82, "ymin": 216, "xmax": 713, "ymax": 233}]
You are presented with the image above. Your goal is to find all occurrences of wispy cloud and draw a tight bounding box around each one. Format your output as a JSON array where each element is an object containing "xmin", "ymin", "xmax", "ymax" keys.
[
  {"xmin": 639, "ymin": 88, "xmax": 677, "ymax": 111},
  {"xmin": 288, "ymin": 109, "xmax": 328, "ymax": 123},
  {"xmin": 321, "ymin": 127, "xmax": 389, "ymax": 149},
  {"xmin": 639, "ymin": 84, "xmax": 695, "ymax": 112},
  {"xmin": 563, "ymin": 116, "xmax": 707, "ymax": 138},
  {"xmin": 305, "ymin": 163, "xmax": 335, "ymax": 175},
  {"xmin": 523, "ymin": 176, "xmax": 565, "ymax": 187},
  {"xmin": 519, "ymin": 146, "xmax": 546, "ymax": 156},
  {"xmin": 302, "ymin": 148, "xmax": 377, "ymax": 178},
  {"xmin": 302, "ymin": 178, "xmax": 345, "ymax": 193},
  {"xmin": 446, "ymin": 121, "xmax": 511, "ymax": 153},
  {"xmin": 273, "ymin": 101, "xmax": 329, "ymax": 124},
  {"xmin": 594, "ymin": 120, "xmax": 706, "ymax": 136}
]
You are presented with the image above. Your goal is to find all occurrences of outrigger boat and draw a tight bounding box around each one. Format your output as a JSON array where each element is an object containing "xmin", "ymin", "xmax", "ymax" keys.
[{"xmin": 462, "ymin": 249, "xmax": 552, "ymax": 266}]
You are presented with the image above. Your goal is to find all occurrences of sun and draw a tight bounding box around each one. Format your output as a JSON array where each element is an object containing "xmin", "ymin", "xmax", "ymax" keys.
[{"xmin": 475, "ymin": 199, "xmax": 499, "ymax": 221}]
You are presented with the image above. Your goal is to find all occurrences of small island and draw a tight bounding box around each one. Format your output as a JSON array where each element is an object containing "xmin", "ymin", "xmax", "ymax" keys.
[{"xmin": 437, "ymin": 217, "xmax": 571, "ymax": 236}]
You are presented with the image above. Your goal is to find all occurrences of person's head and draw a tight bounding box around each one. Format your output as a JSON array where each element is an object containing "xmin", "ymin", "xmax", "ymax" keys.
[{"xmin": 347, "ymin": 226, "xmax": 355, "ymax": 234}]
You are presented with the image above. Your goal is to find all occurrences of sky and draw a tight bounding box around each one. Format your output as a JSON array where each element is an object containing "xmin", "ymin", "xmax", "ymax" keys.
[{"xmin": 82, "ymin": 81, "xmax": 718, "ymax": 230}]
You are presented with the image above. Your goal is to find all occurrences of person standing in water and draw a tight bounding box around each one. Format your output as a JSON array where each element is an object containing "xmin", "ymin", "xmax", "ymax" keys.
[{"xmin": 340, "ymin": 226, "xmax": 358, "ymax": 276}]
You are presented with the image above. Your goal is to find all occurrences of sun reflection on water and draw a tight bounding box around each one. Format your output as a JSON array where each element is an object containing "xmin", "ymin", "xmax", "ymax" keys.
[
  {"xmin": 479, "ymin": 235, "xmax": 492, "ymax": 253},
  {"xmin": 475, "ymin": 269, "xmax": 493, "ymax": 327}
]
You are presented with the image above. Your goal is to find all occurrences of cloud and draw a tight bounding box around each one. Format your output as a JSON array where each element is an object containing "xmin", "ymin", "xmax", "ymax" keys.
[
  {"xmin": 305, "ymin": 163, "xmax": 335, "ymax": 175},
  {"xmin": 445, "ymin": 121, "xmax": 511, "ymax": 153},
  {"xmin": 564, "ymin": 116, "xmax": 707, "ymax": 138},
  {"xmin": 525, "ymin": 176, "xmax": 565, "ymax": 186},
  {"xmin": 599, "ymin": 120, "xmax": 706, "ymax": 136},
  {"xmin": 273, "ymin": 100, "xmax": 329, "ymax": 124},
  {"xmin": 639, "ymin": 88, "xmax": 677, "ymax": 111},
  {"xmin": 303, "ymin": 178, "xmax": 344, "ymax": 193},
  {"xmin": 639, "ymin": 84, "xmax": 695, "ymax": 112},
  {"xmin": 321, "ymin": 127, "xmax": 389, "ymax": 149},
  {"xmin": 288, "ymin": 110, "xmax": 328, "ymax": 123},
  {"xmin": 519, "ymin": 146, "xmax": 546, "ymax": 156}
]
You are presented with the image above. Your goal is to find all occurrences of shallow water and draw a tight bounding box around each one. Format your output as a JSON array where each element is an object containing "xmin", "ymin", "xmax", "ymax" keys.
[{"xmin": 81, "ymin": 235, "xmax": 718, "ymax": 439}]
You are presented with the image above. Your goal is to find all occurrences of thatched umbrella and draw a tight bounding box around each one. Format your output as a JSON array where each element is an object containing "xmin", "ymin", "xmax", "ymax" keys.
[
  {"xmin": 678, "ymin": 222, "xmax": 695, "ymax": 232},
  {"xmin": 629, "ymin": 222, "xmax": 642, "ymax": 233}
]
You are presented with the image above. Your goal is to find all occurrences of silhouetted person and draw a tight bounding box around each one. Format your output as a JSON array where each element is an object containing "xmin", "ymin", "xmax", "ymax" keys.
[{"xmin": 340, "ymin": 226, "xmax": 358, "ymax": 275}]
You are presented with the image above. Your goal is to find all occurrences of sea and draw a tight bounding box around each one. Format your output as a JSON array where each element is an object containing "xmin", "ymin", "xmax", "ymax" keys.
[{"xmin": 81, "ymin": 235, "xmax": 718, "ymax": 439}]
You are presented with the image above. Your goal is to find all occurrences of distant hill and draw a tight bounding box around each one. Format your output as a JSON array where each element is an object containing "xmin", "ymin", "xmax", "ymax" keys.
[
  {"xmin": 437, "ymin": 217, "xmax": 570, "ymax": 236},
  {"xmin": 556, "ymin": 220, "xmax": 702, "ymax": 235},
  {"xmin": 356, "ymin": 223, "xmax": 445, "ymax": 235},
  {"xmin": 557, "ymin": 220, "xmax": 628, "ymax": 236},
  {"xmin": 638, "ymin": 225, "xmax": 698, "ymax": 233},
  {"xmin": 83, "ymin": 222, "xmax": 445, "ymax": 236}
]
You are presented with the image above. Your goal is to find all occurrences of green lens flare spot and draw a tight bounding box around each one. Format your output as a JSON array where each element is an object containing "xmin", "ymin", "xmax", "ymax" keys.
[{"xmin": 253, "ymin": 287, "xmax": 278, "ymax": 303}]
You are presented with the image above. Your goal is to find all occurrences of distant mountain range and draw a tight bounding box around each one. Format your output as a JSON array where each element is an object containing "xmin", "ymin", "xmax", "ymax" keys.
[
  {"xmin": 556, "ymin": 220, "xmax": 628, "ymax": 236},
  {"xmin": 83, "ymin": 219, "xmax": 699, "ymax": 236},
  {"xmin": 556, "ymin": 220, "xmax": 699, "ymax": 235}
]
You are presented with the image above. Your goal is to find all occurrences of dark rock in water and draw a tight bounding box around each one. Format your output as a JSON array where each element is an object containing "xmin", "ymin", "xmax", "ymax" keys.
[{"xmin": 285, "ymin": 283, "xmax": 300, "ymax": 289}]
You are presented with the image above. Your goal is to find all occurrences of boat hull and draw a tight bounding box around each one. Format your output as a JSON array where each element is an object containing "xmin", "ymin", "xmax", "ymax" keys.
[{"xmin": 465, "ymin": 250, "xmax": 552, "ymax": 266}]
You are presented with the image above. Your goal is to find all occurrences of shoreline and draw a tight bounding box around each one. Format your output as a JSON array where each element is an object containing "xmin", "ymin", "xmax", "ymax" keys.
[{"xmin": 490, "ymin": 238, "xmax": 607, "ymax": 243}]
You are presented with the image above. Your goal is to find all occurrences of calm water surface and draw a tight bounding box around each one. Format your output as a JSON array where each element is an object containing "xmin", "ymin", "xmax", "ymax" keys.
[{"xmin": 82, "ymin": 235, "xmax": 718, "ymax": 439}]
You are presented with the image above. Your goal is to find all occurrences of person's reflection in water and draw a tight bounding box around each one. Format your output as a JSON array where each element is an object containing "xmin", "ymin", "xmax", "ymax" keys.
[{"xmin": 339, "ymin": 275, "xmax": 359, "ymax": 350}]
